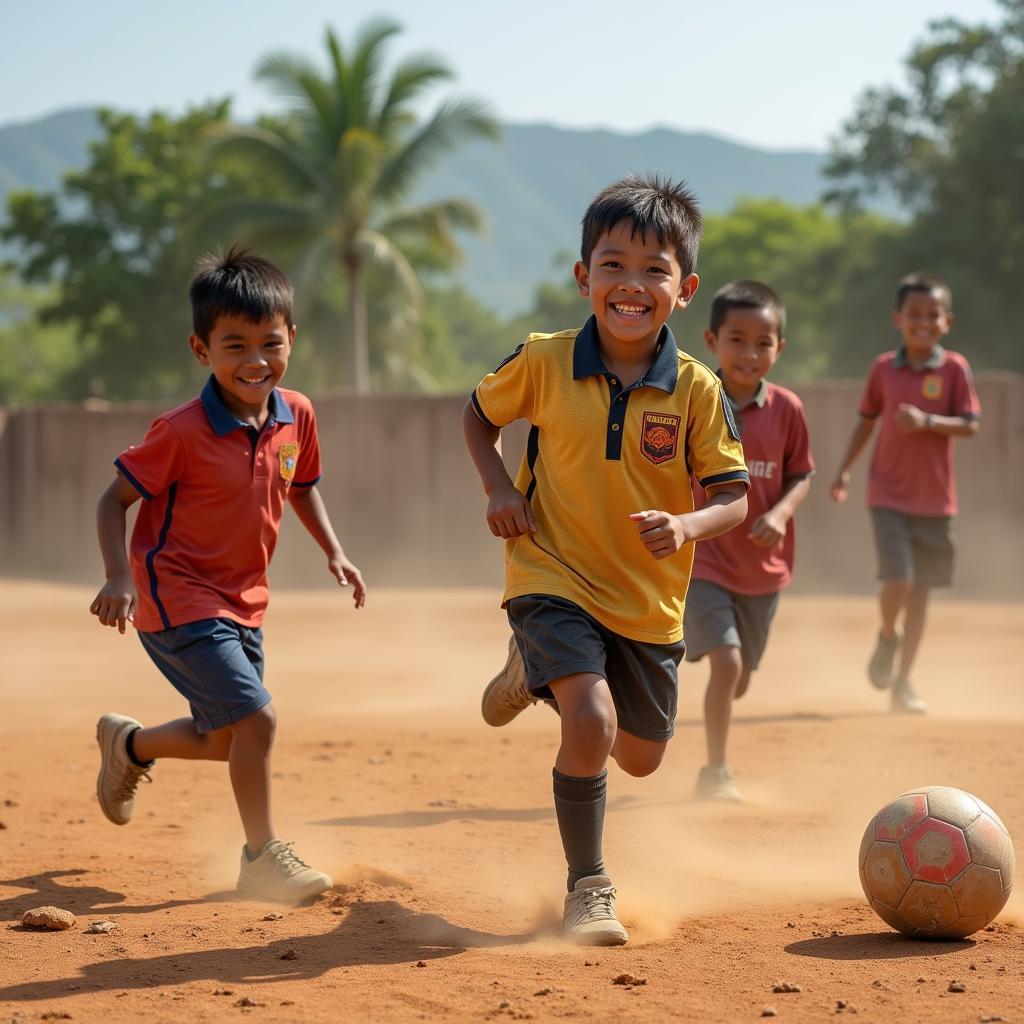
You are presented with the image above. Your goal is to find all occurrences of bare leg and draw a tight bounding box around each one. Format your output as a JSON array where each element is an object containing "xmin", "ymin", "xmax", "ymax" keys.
[
  {"xmin": 132, "ymin": 718, "xmax": 232, "ymax": 762},
  {"xmin": 703, "ymin": 646, "xmax": 743, "ymax": 766},
  {"xmin": 879, "ymin": 579, "xmax": 912, "ymax": 638},
  {"xmin": 549, "ymin": 673, "xmax": 616, "ymax": 776},
  {"xmin": 227, "ymin": 705, "xmax": 277, "ymax": 855},
  {"xmin": 896, "ymin": 585, "xmax": 929, "ymax": 681},
  {"xmin": 610, "ymin": 730, "xmax": 668, "ymax": 777}
]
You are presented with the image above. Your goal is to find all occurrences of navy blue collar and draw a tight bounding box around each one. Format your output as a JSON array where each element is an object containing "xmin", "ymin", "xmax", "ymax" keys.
[
  {"xmin": 200, "ymin": 375, "xmax": 294, "ymax": 437},
  {"xmin": 571, "ymin": 315, "xmax": 679, "ymax": 393},
  {"xmin": 892, "ymin": 345, "xmax": 945, "ymax": 370}
]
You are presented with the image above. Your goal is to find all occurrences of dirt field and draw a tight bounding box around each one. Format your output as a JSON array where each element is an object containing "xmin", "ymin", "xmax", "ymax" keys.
[{"xmin": 1, "ymin": 581, "xmax": 1021, "ymax": 1023}]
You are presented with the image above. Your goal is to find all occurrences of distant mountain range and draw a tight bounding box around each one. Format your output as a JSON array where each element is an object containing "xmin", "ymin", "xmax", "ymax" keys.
[{"xmin": 1, "ymin": 108, "xmax": 837, "ymax": 313}]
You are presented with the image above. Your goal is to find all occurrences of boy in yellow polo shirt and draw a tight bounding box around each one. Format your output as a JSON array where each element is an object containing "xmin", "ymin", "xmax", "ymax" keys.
[{"xmin": 463, "ymin": 174, "xmax": 749, "ymax": 945}]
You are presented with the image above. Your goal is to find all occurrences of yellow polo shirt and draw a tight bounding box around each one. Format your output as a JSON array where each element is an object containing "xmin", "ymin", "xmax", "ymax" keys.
[{"xmin": 471, "ymin": 316, "xmax": 749, "ymax": 644}]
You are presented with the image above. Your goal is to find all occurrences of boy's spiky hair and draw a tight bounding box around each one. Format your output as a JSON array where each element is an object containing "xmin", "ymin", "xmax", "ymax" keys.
[
  {"xmin": 580, "ymin": 173, "xmax": 702, "ymax": 275},
  {"xmin": 895, "ymin": 271, "xmax": 952, "ymax": 312},
  {"xmin": 189, "ymin": 245, "xmax": 294, "ymax": 341},
  {"xmin": 709, "ymin": 279, "xmax": 787, "ymax": 335}
]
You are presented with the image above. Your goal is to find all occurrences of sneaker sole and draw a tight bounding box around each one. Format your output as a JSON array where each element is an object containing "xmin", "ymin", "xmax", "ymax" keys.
[
  {"xmin": 565, "ymin": 925, "xmax": 629, "ymax": 946},
  {"xmin": 236, "ymin": 877, "xmax": 332, "ymax": 904},
  {"xmin": 95, "ymin": 716, "xmax": 132, "ymax": 826},
  {"xmin": 481, "ymin": 641, "xmax": 531, "ymax": 727}
]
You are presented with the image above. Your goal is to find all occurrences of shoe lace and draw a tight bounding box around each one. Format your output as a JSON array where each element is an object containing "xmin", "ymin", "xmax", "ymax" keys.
[
  {"xmin": 117, "ymin": 764, "xmax": 152, "ymax": 802},
  {"xmin": 267, "ymin": 842, "xmax": 311, "ymax": 875},
  {"xmin": 572, "ymin": 884, "xmax": 618, "ymax": 924}
]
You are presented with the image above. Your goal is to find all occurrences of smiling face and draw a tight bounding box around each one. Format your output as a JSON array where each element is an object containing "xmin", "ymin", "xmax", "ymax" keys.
[
  {"xmin": 892, "ymin": 288, "xmax": 954, "ymax": 358},
  {"xmin": 574, "ymin": 222, "xmax": 698, "ymax": 353},
  {"xmin": 705, "ymin": 306, "xmax": 784, "ymax": 398},
  {"xmin": 189, "ymin": 312, "xmax": 295, "ymax": 422}
]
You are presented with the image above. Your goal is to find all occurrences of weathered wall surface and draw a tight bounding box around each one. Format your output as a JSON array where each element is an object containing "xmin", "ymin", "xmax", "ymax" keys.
[{"xmin": 2, "ymin": 374, "xmax": 1021, "ymax": 598}]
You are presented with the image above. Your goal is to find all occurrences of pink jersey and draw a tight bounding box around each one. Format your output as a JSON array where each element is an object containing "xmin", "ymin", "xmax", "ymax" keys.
[
  {"xmin": 858, "ymin": 347, "xmax": 980, "ymax": 517},
  {"xmin": 692, "ymin": 380, "xmax": 814, "ymax": 596}
]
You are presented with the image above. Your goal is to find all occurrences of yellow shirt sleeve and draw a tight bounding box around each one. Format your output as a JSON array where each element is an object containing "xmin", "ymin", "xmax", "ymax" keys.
[
  {"xmin": 687, "ymin": 382, "xmax": 749, "ymax": 489},
  {"xmin": 471, "ymin": 342, "xmax": 535, "ymax": 428}
]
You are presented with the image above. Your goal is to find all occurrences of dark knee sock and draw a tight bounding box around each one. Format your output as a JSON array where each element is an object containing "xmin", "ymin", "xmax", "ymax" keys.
[{"xmin": 552, "ymin": 768, "xmax": 607, "ymax": 892}]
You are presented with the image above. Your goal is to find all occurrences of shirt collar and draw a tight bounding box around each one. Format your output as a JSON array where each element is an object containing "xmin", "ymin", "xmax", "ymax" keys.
[
  {"xmin": 200, "ymin": 375, "xmax": 294, "ymax": 437},
  {"xmin": 715, "ymin": 369, "xmax": 768, "ymax": 409},
  {"xmin": 892, "ymin": 344, "xmax": 945, "ymax": 370},
  {"xmin": 571, "ymin": 315, "xmax": 679, "ymax": 393}
]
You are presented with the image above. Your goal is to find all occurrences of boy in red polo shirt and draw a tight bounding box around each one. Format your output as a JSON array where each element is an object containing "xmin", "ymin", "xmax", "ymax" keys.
[
  {"xmin": 830, "ymin": 273, "xmax": 980, "ymax": 714},
  {"xmin": 89, "ymin": 247, "xmax": 365, "ymax": 903},
  {"xmin": 684, "ymin": 281, "xmax": 813, "ymax": 801}
]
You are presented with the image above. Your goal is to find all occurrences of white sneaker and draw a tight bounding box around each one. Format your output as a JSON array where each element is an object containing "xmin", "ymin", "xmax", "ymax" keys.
[
  {"xmin": 562, "ymin": 874, "xmax": 628, "ymax": 946},
  {"xmin": 481, "ymin": 635, "xmax": 538, "ymax": 726},
  {"xmin": 694, "ymin": 764, "xmax": 743, "ymax": 802},
  {"xmin": 236, "ymin": 840, "xmax": 332, "ymax": 903},
  {"xmin": 95, "ymin": 713, "xmax": 152, "ymax": 825}
]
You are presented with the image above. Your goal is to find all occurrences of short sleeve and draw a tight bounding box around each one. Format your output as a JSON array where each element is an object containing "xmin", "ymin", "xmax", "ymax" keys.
[
  {"xmin": 949, "ymin": 358, "xmax": 981, "ymax": 419},
  {"xmin": 688, "ymin": 384, "xmax": 749, "ymax": 491},
  {"xmin": 858, "ymin": 359, "xmax": 884, "ymax": 418},
  {"xmin": 291, "ymin": 403, "xmax": 322, "ymax": 488},
  {"xmin": 783, "ymin": 401, "xmax": 815, "ymax": 480},
  {"xmin": 115, "ymin": 418, "xmax": 185, "ymax": 501},
  {"xmin": 471, "ymin": 343, "xmax": 535, "ymax": 428}
]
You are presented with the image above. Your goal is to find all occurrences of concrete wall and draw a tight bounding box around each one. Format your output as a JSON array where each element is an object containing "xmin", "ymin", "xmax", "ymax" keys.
[{"xmin": 2, "ymin": 374, "xmax": 1022, "ymax": 598}]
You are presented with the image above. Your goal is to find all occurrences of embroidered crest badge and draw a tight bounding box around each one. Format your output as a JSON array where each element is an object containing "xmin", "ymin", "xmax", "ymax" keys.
[
  {"xmin": 922, "ymin": 374, "xmax": 943, "ymax": 401},
  {"xmin": 278, "ymin": 442, "xmax": 299, "ymax": 482},
  {"xmin": 640, "ymin": 412, "xmax": 681, "ymax": 465}
]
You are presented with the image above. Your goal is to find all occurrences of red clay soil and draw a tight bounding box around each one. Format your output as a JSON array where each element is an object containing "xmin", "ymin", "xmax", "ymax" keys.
[{"xmin": 1, "ymin": 583, "xmax": 1021, "ymax": 1023}]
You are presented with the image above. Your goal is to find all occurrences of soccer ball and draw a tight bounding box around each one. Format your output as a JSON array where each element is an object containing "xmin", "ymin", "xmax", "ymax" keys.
[{"xmin": 859, "ymin": 786, "xmax": 1015, "ymax": 939}]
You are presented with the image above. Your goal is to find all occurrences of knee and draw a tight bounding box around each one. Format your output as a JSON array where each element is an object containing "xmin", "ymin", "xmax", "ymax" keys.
[
  {"xmin": 708, "ymin": 647, "xmax": 743, "ymax": 688},
  {"xmin": 617, "ymin": 747, "xmax": 666, "ymax": 778},
  {"xmin": 563, "ymin": 699, "xmax": 616, "ymax": 752},
  {"xmin": 233, "ymin": 704, "xmax": 276, "ymax": 747}
]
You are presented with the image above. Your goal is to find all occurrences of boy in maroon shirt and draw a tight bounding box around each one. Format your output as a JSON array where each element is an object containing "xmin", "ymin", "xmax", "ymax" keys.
[
  {"xmin": 685, "ymin": 281, "xmax": 813, "ymax": 801},
  {"xmin": 830, "ymin": 273, "xmax": 980, "ymax": 714},
  {"xmin": 89, "ymin": 247, "xmax": 366, "ymax": 902}
]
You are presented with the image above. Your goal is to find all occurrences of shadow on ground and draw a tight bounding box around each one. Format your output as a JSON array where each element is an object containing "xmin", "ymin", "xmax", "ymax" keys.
[{"xmin": 785, "ymin": 931, "xmax": 973, "ymax": 960}]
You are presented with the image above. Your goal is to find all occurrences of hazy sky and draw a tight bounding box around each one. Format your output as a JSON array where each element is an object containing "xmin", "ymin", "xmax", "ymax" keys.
[{"xmin": 3, "ymin": 0, "xmax": 1002, "ymax": 150}]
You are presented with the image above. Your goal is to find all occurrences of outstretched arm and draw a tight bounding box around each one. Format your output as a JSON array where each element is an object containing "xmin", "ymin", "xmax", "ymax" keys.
[
  {"xmin": 630, "ymin": 482, "xmax": 748, "ymax": 561},
  {"xmin": 748, "ymin": 475, "xmax": 812, "ymax": 548},
  {"xmin": 462, "ymin": 401, "xmax": 536, "ymax": 539},
  {"xmin": 289, "ymin": 485, "xmax": 366, "ymax": 608},
  {"xmin": 830, "ymin": 416, "xmax": 876, "ymax": 502},
  {"xmin": 91, "ymin": 474, "xmax": 143, "ymax": 633}
]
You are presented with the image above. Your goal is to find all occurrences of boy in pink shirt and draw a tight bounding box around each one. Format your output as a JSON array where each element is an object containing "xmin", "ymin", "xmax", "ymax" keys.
[
  {"xmin": 685, "ymin": 281, "xmax": 813, "ymax": 801},
  {"xmin": 830, "ymin": 273, "xmax": 980, "ymax": 714}
]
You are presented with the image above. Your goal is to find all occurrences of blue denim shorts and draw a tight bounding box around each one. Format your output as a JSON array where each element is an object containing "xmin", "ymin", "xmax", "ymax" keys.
[{"xmin": 138, "ymin": 617, "xmax": 271, "ymax": 733}]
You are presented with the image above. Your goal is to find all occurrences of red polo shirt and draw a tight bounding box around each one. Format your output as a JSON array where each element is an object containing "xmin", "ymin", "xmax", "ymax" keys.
[
  {"xmin": 115, "ymin": 378, "xmax": 322, "ymax": 632},
  {"xmin": 692, "ymin": 380, "xmax": 814, "ymax": 596},
  {"xmin": 859, "ymin": 346, "xmax": 980, "ymax": 517}
]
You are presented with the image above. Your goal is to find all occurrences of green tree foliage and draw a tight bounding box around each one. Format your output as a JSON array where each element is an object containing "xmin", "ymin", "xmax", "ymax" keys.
[
  {"xmin": 1, "ymin": 102, "xmax": 260, "ymax": 400},
  {"xmin": 827, "ymin": 0, "xmax": 1024, "ymax": 371},
  {"xmin": 201, "ymin": 20, "xmax": 500, "ymax": 393}
]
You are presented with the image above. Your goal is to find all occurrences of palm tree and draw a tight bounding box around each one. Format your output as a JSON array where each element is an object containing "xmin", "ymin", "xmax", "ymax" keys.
[{"xmin": 202, "ymin": 20, "xmax": 499, "ymax": 392}]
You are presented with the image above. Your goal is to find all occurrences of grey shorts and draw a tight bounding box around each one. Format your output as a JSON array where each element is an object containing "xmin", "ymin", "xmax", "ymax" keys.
[
  {"xmin": 138, "ymin": 617, "xmax": 271, "ymax": 734},
  {"xmin": 871, "ymin": 508, "xmax": 955, "ymax": 589},
  {"xmin": 505, "ymin": 594, "xmax": 685, "ymax": 742},
  {"xmin": 683, "ymin": 579, "xmax": 780, "ymax": 672}
]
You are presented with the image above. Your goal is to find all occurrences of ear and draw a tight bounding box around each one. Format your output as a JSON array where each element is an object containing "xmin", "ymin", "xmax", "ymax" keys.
[
  {"xmin": 288, "ymin": 323, "xmax": 297, "ymax": 345},
  {"xmin": 775, "ymin": 336, "xmax": 786, "ymax": 357},
  {"xmin": 188, "ymin": 333, "xmax": 210, "ymax": 365},
  {"xmin": 676, "ymin": 273, "xmax": 699, "ymax": 309},
  {"xmin": 890, "ymin": 309, "xmax": 902, "ymax": 330},
  {"xmin": 573, "ymin": 261, "xmax": 590, "ymax": 297},
  {"xmin": 703, "ymin": 328, "xmax": 717, "ymax": 354},
  {"xmin": 942, "ymin": 311, "xmax": 955, "ymax": 331}
]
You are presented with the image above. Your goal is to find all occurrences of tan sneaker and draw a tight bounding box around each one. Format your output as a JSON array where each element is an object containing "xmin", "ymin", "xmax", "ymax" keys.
[
  {"xmin": 890, "ymin": 678, "xmax": 928, "ymax": 715},
  {"xmin": 694, "ymin": 764, "xmax": 743, "ymax": 802},
  {"xmin": 237, "ymin": 840, "xmax": 332, "ymax": 903},
  {"xmin": 95, "ymin": 713, "xmax": 152, "ymax": 825},
  {"xmin": 563, "ymin": 874, "xmax": 628, "ymax": 945},
  {"xmin": 481, "ymin": 635, "xmax": 537, "ymax": 726}
]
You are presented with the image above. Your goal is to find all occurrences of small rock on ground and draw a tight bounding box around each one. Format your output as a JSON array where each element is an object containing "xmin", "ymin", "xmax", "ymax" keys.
[
  {"xmin": 21, "ymin": 907, "xmax": 75, "ymax": 931},
  {"xmin": 85, "ymin": 921, "xmax": 117, "ymax": 934},
  {"xmin": 762, "ymin": 1008, "xmax": 778, "ymax": 1018},
  {"xmin": 773, "ymin": 981, "xmax": 801, "ymax": 993},
  {"xmin": 949, "ymin": 981, "xmax": 967, "ymax": 993}
]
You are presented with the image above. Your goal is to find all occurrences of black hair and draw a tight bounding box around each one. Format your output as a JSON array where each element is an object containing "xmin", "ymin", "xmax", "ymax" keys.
[
  {"xmin": 895, "ymin": 272, "xmax": 952, "ymax": 312},
  {"xmin": 580, "ymin": 173, "xmax": 702, "ymax": 275},
  {"xmin": 709, "ymin": 279, "xmax": 787, "ymax": 336},
  {"xmin": 189, "ymin": 245, "xmax": 294, "ymax": 341}
]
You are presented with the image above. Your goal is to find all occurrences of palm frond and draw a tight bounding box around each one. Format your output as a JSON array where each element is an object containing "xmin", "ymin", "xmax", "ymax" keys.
[
  {"xmin": 377, "ymin": 198, "xmax": 486, "ymax": 262},
  {"xmin": 189, "ymin": 197, "xmax": 320, "ymax": 254},
  {"xmin": 356, "ymin": 228, "xmax": 424, "ymax": 309},
  {"xmin": 204, "ymin": 124, "xmax": 325, "ymax": 195},
  {"xmin": 290, "ymin": 234, "xmax": 339, "ymax": 315},
  {"xmin": 347, "ymin": 18, "xmax": 403, "ymax": 126},
  {"xmin": 375, "ymin": 97, "xmax": 500, "ymax": 203},
  {"xmin": 254, "ymin": 51, "xmax": 337, "ymax": 140},
  {"xmin": 335, "ymin": 127, "xmax": 386, "ymax": 218},
  {"xmin": 375, "ymin": 54, "xmax": 453, "ymax": 136}
]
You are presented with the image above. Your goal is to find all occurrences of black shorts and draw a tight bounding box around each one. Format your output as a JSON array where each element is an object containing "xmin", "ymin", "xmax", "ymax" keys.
[
  {"xmin": 683, "ymin": 579, "xmax": 780, "ymax": 672},
  {"xmin": 505, "ymin": 594, "xmax": 685, "ymax": 742},
  {"xmin": 871, "ymin": 508, "xmax": 955, "ymax": 589}
]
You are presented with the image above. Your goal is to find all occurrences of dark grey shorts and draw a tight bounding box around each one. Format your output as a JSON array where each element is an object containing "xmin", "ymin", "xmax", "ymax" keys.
[
  {"xmin": 138, "ymin": 617, "xmax": 271, "ymax": 734},
  {"xmin": 871, "ymin": 508, "xmax": 955, "ymax": 589},
  {"xmin": 683, "ymin": 579, "xmax": 780, "ymax": 672},
  {"xmin": 505, "ymin": 594, "xmax": 685, "ymax": 742}
]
